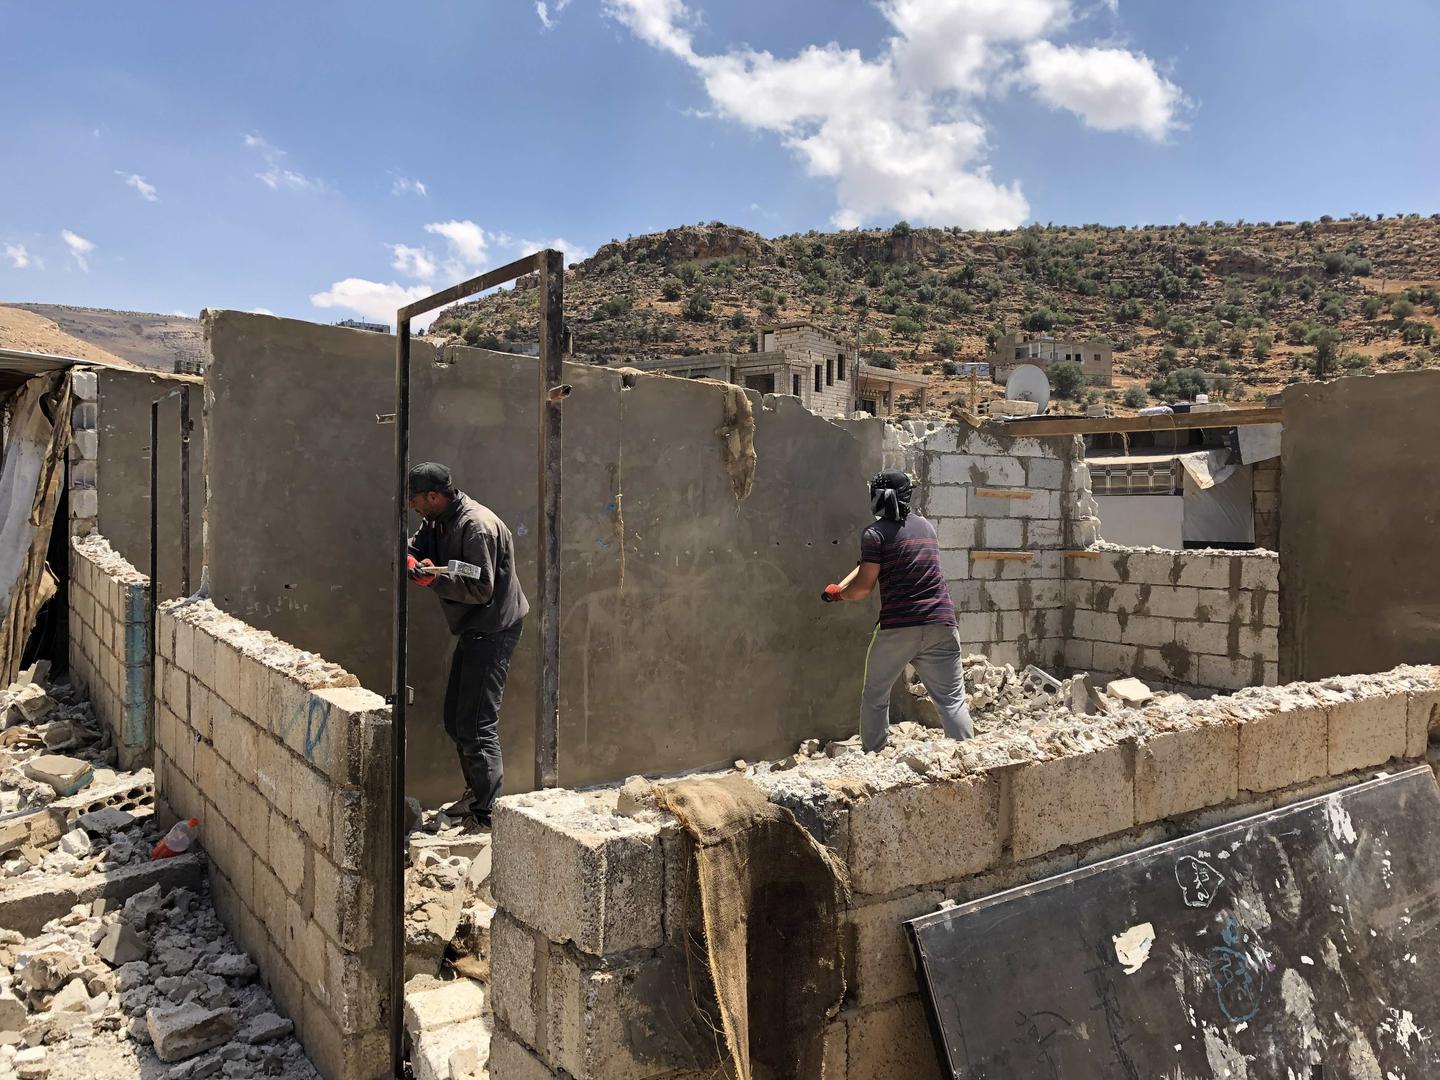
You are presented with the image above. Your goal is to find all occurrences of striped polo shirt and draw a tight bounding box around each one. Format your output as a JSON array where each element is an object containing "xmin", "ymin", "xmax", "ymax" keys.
[{"xmin": 859, "ymin": 512, "xmax": 957, "ymax": 629}]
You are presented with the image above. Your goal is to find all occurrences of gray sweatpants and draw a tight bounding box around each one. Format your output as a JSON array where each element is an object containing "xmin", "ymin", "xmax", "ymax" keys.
[{"xmin": 861, "ymin": 623, "xmax": 974, "ymax": 752}]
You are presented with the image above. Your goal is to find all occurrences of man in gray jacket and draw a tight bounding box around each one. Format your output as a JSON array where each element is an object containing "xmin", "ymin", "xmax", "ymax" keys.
[{"xmin": 408, "ymin": 462, "xmax": 529, "ymax": 828}]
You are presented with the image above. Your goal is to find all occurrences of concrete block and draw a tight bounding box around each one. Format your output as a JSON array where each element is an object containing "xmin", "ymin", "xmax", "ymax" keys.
[
  {"xmin": 1240, "ymin": 556, "xmax": 1279, "ymax": 590},
  {"xmin": 253, "ymin": 857, "xmax": 287, "ymax": 940},
  {"xmin": 924, "ymin": 486, "xmax": 968, "ymax": 518},
  {"xmin": 190, "ymin": 626, "xmax": 215, "ymax": 689},
  {"xmin": 1170, "ymin": 554, "xmax": 1231, "ymax": 590},
  {"xmin": 1091, "ymin": 641, "xmax": 1138, "ymax": 676},
  {"xmin": 488, "ymin": 1024, "xmax": 555, "ymax": 1080},
  {"xmin": 954, "ymin": 611, "xmax": 995, "ymax": 646},
  {"xmin": 1238, "ymin": 705, "xmax": 1328, "ymax": 793},
  {"xmin": 492, "ymin": 796, "xmax": 666, "ymax": 956},
  {"xmin": 849, "ymin": 890, "xmax": 943, "ymax": 1006},
  {"xmin": 213, "ymin": 640, "xmax": 241, "ymax": 712},
  {"xmin": 255, "ymin": 736, "xmax": 295, "ymax": 821},
  {"xmin": 291, "ymin": 761, "xmax": 333, "ymax": 854},
  {"xmin": 326, "ymin": 940, "xmax": 384, "ymax": 1035},
  {"xmin": 1135, "ymin": 723, "xmax": 1238, "ymax": 822},
  {"xmin": 1011, "ymin": 743, "xmax": 1135, "ymax": 860},
  {"xmin": 491, "ymin": 912, "xmax": 539, "ymax": 1048},
  {"xmin": 1407, "ymin": 689, "xmax": 1440, "ymax": 759},
  {"xmin": 1174, "ymin": 620, "xmax": 1232, "ymax": 658},
  {"xmin": 999, "ymin": 548, "xmax": 1061, "ymax": 578},
  {"xmin": 1125, "ymin": 551, "xmax": 1178, "ymax": 586},
  {"xmin": 976, "ymin": 517, "xmax": 1023, "ymax": 549},
  {"xmin": 1074, "ymin": 610, "xmax": 1122, "ymax": 643},
  {"xmin": 405, "ymin": 977, "xmax": 486, "ymax": 1033},
  {"xmin": 1140, "ymin": 585, "xmax": 1204, "ymax": 621},
  {"xmin": 1063, "ymin": 638, "xmax": 1094, "ymax": 671},
  {"xmin": 1197, "ymin": 655, "xmax": 1259, "ymax": 691},
  {"xmin": 72, "ymin": 369, "xmax": 98, "ymax": 400},
  {"xmin": 286, "ymin": 895, "xmax": 328, "ymax": 990},
  {"xmin": 203, "ymin": 814, "xmax": 254, "ymax": 901},
  {"xmin": 172, "ymin": 618, "xmax": 195, "ymax": 674},
  {"xmin": 1024, "ymin": 518, "xmax": 1063, "ymax": 547},
  {"xmin": 933, "ymin": 517, "xmax": 977, "ymax": 551},
  {"xmin": 847, "ymin": 996, "xmax": 942, "ymax": 1080},
  {"xmin": 1329, "ymin": 693, "xmax": 1408, "ymax": 774},
  {"xmin": 1023, "ymin": 457, "xmax": 1066, "ymax": 489},
  {"xmin": 301, "ymin": 996, "xmax": 389, "ymax": 1080},
  {"xmin": 70, "ymin": 488, "xmax": 98, "ymax": 520},
  {"xmin": 1121, "ymin": 614, "xmax": 1176, "ymax": 647},
  {"xmin": 283, "ymin": 685, "xmax": 387, "ymax": 785},
  {"xmin": 269, "ymin": 813, "xmax": 307, "ymax": 897},
  {"xmin": 850, "ymin": 776, "xmax": 1001, "ymax": 895},
  {"xmin": 188, "ymin": 683, "xmax": 214, "ymax": 741},
  {"xmin": 971, "ymin": 488, "xmax": 1055, "ymax": 519},
  {"xmin": 212, "ymin": 704, "xmax": 258, "ymax": 784},
  {"xmin": 313, "ymin": 854, "xmax": 371, "ymax": 951},
  {"xmin": 938, "ymin": 548, "xmax": 972, "ymax": 581}
]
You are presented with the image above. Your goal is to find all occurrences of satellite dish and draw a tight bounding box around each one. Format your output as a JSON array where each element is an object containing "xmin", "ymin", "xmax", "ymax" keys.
[{"xmin": 1005, "ymin": 364, "xmax": 1051, "ymax": 414}]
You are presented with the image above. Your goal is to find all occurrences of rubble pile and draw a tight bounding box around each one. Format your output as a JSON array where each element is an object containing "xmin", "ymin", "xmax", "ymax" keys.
[
  {"xmin": 0, "ymin": 879, "xmax": 317, "ymax": 1080},
  {"xmin": 404, "ymin": 806, "xmax": 493, "ymax": 983},
  {"xmin": 1, "ymin": 669, "xmax": 162, "ymax": 884}
]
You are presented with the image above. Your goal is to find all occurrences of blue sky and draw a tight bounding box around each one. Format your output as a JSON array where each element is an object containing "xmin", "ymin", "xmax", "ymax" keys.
[{"xmin": 2, "ymin": 0, "xmax": 1437, "ymax": 325}]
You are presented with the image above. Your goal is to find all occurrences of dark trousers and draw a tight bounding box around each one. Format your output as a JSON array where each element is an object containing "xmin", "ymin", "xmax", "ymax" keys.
[{"xmin": 443, "ymin": 621, "xmax": 523, "ymax": 823}]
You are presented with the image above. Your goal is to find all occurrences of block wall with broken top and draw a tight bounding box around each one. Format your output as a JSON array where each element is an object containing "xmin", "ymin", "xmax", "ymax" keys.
[
  {"xmin": 150, "ymin": 598, "xmax": 394, "ymax": 1080},
  {"xmin": 68, "ymin": 535, "xmax": 151, "ymax": 768},
  {"xmin": 907, "ymin": 423, "xmax": 1093, "ymax": 670},
  {"xmin": 1063, "ymin": 545, "xmax": 1279, "ymax": 691},
  {"xmin": 485, "ymin": 664, "xmax": 1440, "ymax": 1079}
]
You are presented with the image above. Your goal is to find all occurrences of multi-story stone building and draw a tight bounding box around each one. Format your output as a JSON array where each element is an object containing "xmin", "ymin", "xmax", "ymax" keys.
[
  {"xmin": 633, "ymin": 322, "xmax": 928, "ymax": 417},
  {"xmin": 988, "ymin": 332, "xmax": 1113, "ymax": 386}
]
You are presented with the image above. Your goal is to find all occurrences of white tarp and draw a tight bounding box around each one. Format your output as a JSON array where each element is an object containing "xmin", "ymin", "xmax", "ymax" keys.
[
  {"xmin": 1178, "ymin": 448, "xmax": 1239, "ymax": 491},
  {"xmin": 1183, "ymin": 463, "xmax": 1254, "ymax": 545},
  {"xmin": 1237, "ymin": 422, "xmax": 1283, "ymax": 464},
  {"xmin": 0, "ymin": 373, "xmax": 71, "ymax": 682}
]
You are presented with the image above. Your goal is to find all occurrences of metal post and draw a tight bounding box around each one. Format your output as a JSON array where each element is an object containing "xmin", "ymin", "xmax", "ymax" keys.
[
  {"xmin": 389, "ymin": 318, "xmax": 411, "ymax": 1078},
  {"xmin": 535, "ymin": 249, "xmax": 564, "ymax": 790},
  {"xmin": 179, "ymin": 387, "xmax": 192, "ymax": 596}
]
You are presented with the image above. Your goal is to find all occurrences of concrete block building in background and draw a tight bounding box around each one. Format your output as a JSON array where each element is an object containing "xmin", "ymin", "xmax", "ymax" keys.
[
  {"xmin": 988, "ymin": 332, "xmax": 1113, "ymax": 387},
  {"xmin": 633, "ymin": 321, "xmax": 928, "ymax": 417}
]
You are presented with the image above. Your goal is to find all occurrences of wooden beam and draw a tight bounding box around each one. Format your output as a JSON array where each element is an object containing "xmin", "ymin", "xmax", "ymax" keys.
[
  {"xmin": 1001, "ymin": 406, "xmax": 1283, "ymax": 437},
  {"xmin": 974, "ymin": 487, "xmax": 1033, "ymax": 500},
  {"xmin": 1063, "ymin": 550, "xmax": 1102, "ymax": 560},
  {"xmin": 971, "ymin": 551, "xmax": 1034, "ymax": 561}
]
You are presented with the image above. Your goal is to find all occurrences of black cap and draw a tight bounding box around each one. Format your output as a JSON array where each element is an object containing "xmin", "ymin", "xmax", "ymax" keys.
[
  {"xmin": 870, "ymin": 470, "xmax": 912, "ymax": 494},
  {"xmin": 408, "ymin": 462, "xmax": 454, "ymax": 496}
]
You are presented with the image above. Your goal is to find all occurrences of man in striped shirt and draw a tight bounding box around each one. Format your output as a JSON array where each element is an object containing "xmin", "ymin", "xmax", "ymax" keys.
[{"xmin": 822, "ymin": 470, "xmax": 974, "ymax": 752}]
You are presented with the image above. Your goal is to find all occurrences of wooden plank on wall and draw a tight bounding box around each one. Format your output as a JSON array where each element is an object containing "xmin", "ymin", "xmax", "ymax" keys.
[{"xmin": 1001, "ymin": 407, "xmax": 1283, "ymax": 436}]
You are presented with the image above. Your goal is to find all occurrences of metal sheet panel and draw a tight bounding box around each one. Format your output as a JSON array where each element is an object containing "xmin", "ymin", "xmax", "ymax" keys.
[{"xmin": 907, "ymin": 767, "xmax": 1440, "ymax": 1078}]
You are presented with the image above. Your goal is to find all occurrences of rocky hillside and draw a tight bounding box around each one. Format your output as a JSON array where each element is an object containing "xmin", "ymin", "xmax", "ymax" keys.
[{"xmin": 431, "ymin": 216, "xmax": 1440, "ymax": 414}]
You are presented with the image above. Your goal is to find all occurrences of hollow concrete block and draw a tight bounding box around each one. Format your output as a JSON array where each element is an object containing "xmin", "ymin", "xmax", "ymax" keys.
[
  {"xmin": 1328, "ymin": 693, "xmax": 1408, "ymax": 774},
  {"xmin": 848, "ymin": 889, "xmax": 943, "ymax": 1007},
  {"xmin": 492, "ymin": 795, "xmax": 666, "ymax": 956},
  {"xmin": 1135, "ymin": 723, "xmax": 1238, "ymax": 823},
  {"xmin": 1238, "ymin": 704, "xmax": 1329, "ymax": 793},
  {"xmin": 1011, "ymin": 743, "xmax": 1135, "ymax": 861},
  {"xmin": 1406, "ymin": 689, "xmax": 1440, "ymax": 759},
  {"xmin": 846, "ymin": 995, "xmax": 943, "ymax": 1080}
]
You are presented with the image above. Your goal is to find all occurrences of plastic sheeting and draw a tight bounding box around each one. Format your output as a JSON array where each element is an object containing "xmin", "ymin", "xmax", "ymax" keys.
[
  {"xmin": 1183, "ymin": 463, "xmax": 1254, "ymax": 545},
  {"xmin": 0, "ymin": 372, "xmax": 71, "ymax": 683}
]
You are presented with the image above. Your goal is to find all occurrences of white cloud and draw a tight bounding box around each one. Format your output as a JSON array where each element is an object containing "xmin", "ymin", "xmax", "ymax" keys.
[
  {"xmin": 251, "ymin": 308, "xmax": 276, "ymax": 316},
  {"xmin": 392, "ymin": 176, "xmax": 428, "ymax": 196},
  {"xmin": 391, "ymin": 243, "xmax": 437, "ymax": 280},
  {"xmin": 116, "ymin": 171, "xmax": 158, "ymax": 201},
  {"xmin": 518, "ymin": 237, "xmax": 594, "ymax": 266},
  {"xmin": 244, "ymin": 132, "xmax": 325, "ymax": 192},
  {"xmin": 4, "ymin": 243, "xmax": 30, "ymax": 269},
  {"xmin": 1022, "ymin": 41, "xmax": 1185, "ymax": 139},
  {"xmin": 423, "ymin": 219, "xmax": 490, "ymax": 271},
  {"xmin": 173, "ymin": 310, "xmax": 194, "ymax": 318},
  {"xmin": 535, "ymin": 0, "xmax": 570, "ymax": 29},
  {"xmin": 310, "ymin": 279, "xmax": 431, "ymax": 326},
  {"xmin": 61, "ymin": 229, "xmax": 95, "ymax": 271},
  {"xmin": 603, "ymin": 0, "xmax": 1186, "ymax": 228}
]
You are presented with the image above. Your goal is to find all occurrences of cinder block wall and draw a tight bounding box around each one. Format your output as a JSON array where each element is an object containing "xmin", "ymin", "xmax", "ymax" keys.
[
  {"xmin": 1252, "ymin": 457, "xmax": 1281, "ymax": 551},
  {"xmin": 151, "ymin": 598, "xmax": 394, "ymax": 1080},
  {"xmin": 68, "ymin": 535, "xmax": 151, "ymax": 767},
  {"xmin": 907, "ymin": 424, "xmax": 1094, "ymax": 670},
  {"xmin": 487, "ymin": 664, "xmax": 1440, "ymax": 1079},
  {"xmin": 69, "ymin": 369, "xmax": 99, "ymax": 536},
  {"xmin": 1064, "ymin": 546, "xmax": 1279, "ymax": 691}
]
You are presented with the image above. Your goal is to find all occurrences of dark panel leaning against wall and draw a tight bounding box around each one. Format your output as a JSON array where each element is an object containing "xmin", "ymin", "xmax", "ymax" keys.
[
  {"xmin": 1280, "ymin": 370, "xmax": 1440, "ymax": 681},
  {"xmin": 203, "ymin": 311, "xmax": 881, "ymax": 805},
  {"xmin": 94, "ymin": 368, "xmax": 204, "ymax": 604}
]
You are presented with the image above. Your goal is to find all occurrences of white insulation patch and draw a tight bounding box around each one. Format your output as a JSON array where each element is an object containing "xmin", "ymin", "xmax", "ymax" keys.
[
  {"xmin": 1326, "ymin": 794, "xmax": 1359, "ymax": 845},
  {"xmin": 1113, "ymin": 922, "xmax": 1156, "ymax": 975}
]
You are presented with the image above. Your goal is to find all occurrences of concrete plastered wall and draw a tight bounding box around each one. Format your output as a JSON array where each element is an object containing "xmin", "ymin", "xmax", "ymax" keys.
[
  {"xmin": 487, "ymin": 664, "xmax": 1440, "ymax": 1079},
  {"xmin": 1280, "ymin": 370, "xmax": 1440, "ymax": 681},
  {"xmin": 85, "ymin": 367, "xmax": 204, "ymax": 603},
  {"xmin": 202, "ymin": 312, "xmax": 880, "ymax": 805},
  {"xmin": 152, "ymin": 597, "xmax": 393, "ymax": 1080}
]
